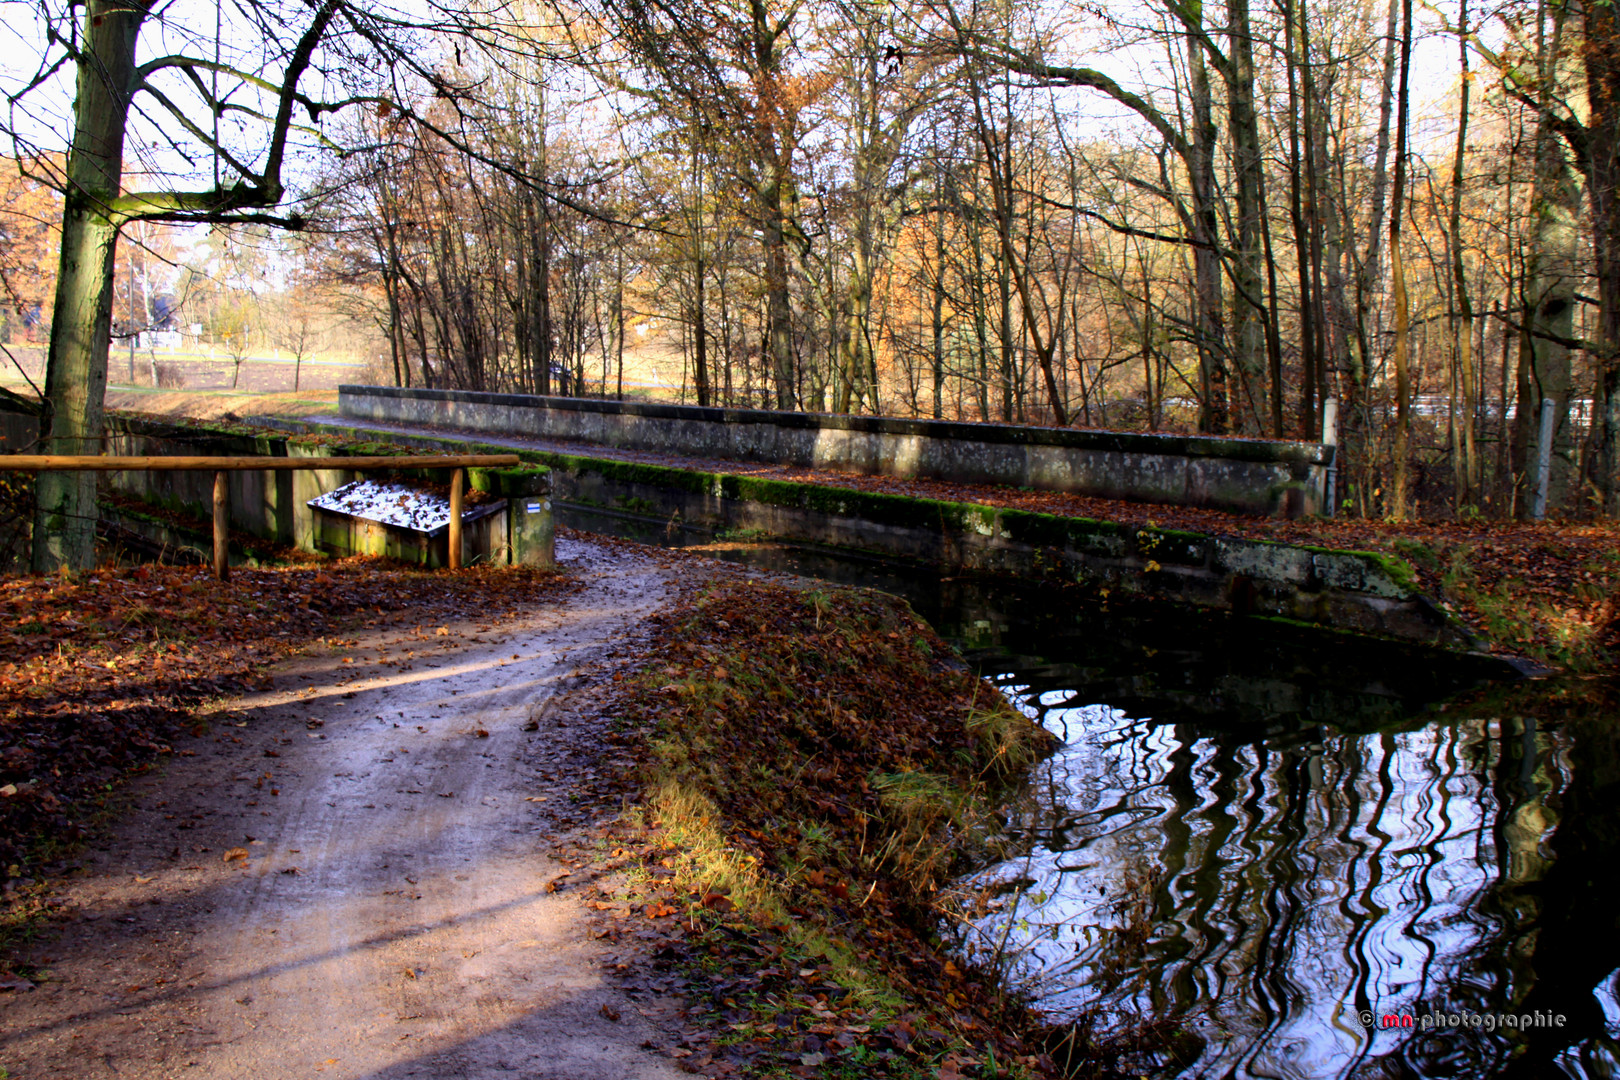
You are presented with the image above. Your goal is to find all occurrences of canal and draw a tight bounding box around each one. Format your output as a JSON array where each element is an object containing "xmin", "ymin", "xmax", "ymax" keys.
[{"xmin": 570, "ymin": 515, "xmax": 1620, "ymax": 1078}]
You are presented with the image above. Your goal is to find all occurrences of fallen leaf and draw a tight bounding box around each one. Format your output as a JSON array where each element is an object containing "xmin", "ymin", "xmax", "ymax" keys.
[
  {"xmin": 600, "ymin": 1002, "xmax": 621, "ymax": 1021},
  {"xmin": 222, "ymin": 847, "xmax": 249, "ymax": 863}
]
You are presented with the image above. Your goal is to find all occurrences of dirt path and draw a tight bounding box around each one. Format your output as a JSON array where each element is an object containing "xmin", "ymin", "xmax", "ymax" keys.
[{"xmin": 0, "ymin": 537, "xmax": 691, "ymax": 1080}]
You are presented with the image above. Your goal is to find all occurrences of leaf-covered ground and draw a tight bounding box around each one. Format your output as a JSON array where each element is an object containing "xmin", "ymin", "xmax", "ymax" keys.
[
  {"xmin": 0, "ymin": 559, "xmax": 576, "ymax": 883},
  {"xmin": 578, "ymin": 577, "xmax": 1086, "ymax": 1079}
]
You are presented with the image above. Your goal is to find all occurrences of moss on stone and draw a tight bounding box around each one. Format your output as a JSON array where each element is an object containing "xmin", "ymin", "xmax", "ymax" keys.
[
  {"xmin": 467, "ymin": 464, "xmax": 551, "ymax": 497},
  {"xmin": 1360, "ymin": 551, "xmax": 1421, "ymax": 595}
]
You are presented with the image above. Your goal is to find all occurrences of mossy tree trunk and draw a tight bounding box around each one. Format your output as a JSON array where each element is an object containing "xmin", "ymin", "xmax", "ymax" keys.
[
  {"xmin": 32, "ymin": 0, "xmax": 145, "ymax": 572},
  {"xmin": 26, "ymin": 0, "xmax": 340, "ymax": 571}
]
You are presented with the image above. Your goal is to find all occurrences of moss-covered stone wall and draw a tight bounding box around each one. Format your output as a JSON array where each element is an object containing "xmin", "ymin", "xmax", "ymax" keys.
[{"xmin": 263, "ymin": 415, "xmax": 1462, "ymax": 647}]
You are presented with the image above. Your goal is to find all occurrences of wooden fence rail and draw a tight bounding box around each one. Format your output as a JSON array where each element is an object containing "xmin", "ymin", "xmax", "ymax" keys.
[
  {"xmin": 1, "ymin": 453, "xmax": 522, "ymax": 579},
  {"xmin": 0, "ymin": 454, "xmax": 519, "ymax": 471}
]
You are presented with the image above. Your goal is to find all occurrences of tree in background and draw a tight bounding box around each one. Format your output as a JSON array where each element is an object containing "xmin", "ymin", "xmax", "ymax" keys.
[
  {"xmin": 11, "ymin": 0, "xmax": 1620, "ymax": 524},
  {"xmin": 0, "ymin": 162, "xmax": 59, "ymax": 355},
  {"xmin": 0, "ymin": 0, "xmax": 534, "ymax": 570}
]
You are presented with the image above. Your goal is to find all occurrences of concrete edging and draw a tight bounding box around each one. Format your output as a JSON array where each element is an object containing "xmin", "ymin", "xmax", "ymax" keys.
[{"xmin": 338, "ymin": 385, "xmax": 1334, "ymax": 518}]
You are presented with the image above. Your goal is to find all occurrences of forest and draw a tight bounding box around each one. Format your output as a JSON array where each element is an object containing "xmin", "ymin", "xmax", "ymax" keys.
[{"xmin": 2, "ymin": 0, "xmax": 1616, "ymax": 536}]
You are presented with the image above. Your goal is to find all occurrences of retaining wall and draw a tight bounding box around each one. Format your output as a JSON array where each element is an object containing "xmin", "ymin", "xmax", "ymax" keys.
[
  {"xmin": 271, "ymin": 416, "xmax": 1462, "ymax": 648},
  {"xmin": 338, "ymin": 385, "xmax": 1334, "ymax": 518}
]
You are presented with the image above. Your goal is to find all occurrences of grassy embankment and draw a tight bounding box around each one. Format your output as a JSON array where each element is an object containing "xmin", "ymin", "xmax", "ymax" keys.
[{"xmin": 595, "ymin": 578, "xmax": 1094, "ymax": 1079}]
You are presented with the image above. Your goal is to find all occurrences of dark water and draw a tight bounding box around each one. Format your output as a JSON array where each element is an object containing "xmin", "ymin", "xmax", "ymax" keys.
[
  {"xmin": 921, "ymin": 581, "xmax": 1618, "ymax": 1079},
  {"xmin": 937, "ymin": 604, "xmax": 1620, "ymax": 1080},
  {"xmin": 564, "ymin": 512, "xmax": 1620, "ymax": 1078}
]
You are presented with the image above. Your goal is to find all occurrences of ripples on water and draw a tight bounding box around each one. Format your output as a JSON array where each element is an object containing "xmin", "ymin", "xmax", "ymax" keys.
[
  {"xmin": 961, "ymin": 677, "xmax": 1620, "ymax": 1079},
  {"xmin": 549, "ymin": 521, "xmax": 1620, "ymax": 1078}
]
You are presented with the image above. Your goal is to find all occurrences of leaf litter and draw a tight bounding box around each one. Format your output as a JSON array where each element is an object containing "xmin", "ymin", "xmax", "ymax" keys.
[
  {"xmin": 567, "ymin": 576, "xmax": 1095, "ymax": 1079},
  {"xmin": 0, "ymin": 557, "xmax": 577, "ymax": 887}
]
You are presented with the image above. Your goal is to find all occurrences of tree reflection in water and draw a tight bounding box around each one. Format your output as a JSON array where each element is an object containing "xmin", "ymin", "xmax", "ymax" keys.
[{"xmin": 960, "ymin": 677, "xmax": 1620, "ymax": 1079}]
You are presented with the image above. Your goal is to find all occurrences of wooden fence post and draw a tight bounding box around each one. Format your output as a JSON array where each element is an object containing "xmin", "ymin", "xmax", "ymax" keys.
[
  {"xmin": 212, "ymin": 470, "xmax": 230, "ymax": 581},
  {"xmin": 448, "ymin": 468, "xmax": 464, "ymax": 570}
]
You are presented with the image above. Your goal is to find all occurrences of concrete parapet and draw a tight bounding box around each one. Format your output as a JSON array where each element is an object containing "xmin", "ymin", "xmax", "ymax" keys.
[
  {"xmin": 470, "ymin": 465, "xmax": 555, "ymax": 568},
  {"xmin": 338, "ymin": 385, "xmax": 1333, "ymax": 518}
]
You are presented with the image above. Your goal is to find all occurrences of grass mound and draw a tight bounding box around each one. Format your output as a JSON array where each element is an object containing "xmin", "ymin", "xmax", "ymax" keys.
[{"xmin": 613, "ymin": 578, "xmax": 1062, "ymax": 1078}]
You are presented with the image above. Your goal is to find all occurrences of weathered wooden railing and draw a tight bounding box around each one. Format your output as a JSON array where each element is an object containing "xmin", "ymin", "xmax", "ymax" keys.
[{"xmin": 1, "ymin": 454, "xmax": 521, "ymax": 579}]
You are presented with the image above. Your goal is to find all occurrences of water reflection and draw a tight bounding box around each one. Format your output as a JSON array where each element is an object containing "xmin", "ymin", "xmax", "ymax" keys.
[
  {"xmin": 558, "ymin": 518, "xmax": 1620, "ymax": 1076},
  {"xmin": 963, "ymin": 680, "xmax": 1620, "ymax": 1079}
]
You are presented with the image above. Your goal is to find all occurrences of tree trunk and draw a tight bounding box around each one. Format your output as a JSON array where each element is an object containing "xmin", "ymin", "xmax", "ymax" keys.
[
  {"xmin": 1283, "ymin": 0, "xmax": 1319, "ymax": 438},
  {"xmin": 1389, "ymin": 0, "xmax": 1413, "ymax": 521},
  {"xmin": 691, "ymin": 135, "xmax": 711, "ymax": 408},
  {"xmin": 931, "ymin": 178, "xmax": 946, "ymax": 419},
  {"xmin": 762, "ymin": 191, "xmax": 795, "ymax": 410},
  {"xmin": 1514, "ymin": 0, "xmax": 1577, "ymax": 517},
  {"xmin": 1226, "ymin": 0, "xmax": 1268, "ymax": 433},
  {"xmin": 33, "ymin": 0, "xmax": 145, "ymax": 573},
  {"xmin": 1187, "ymin": 0, "xmax": 1229, "ymax": 434},
  {"xmin": 1449, "ymin": 0, "xmax": 1480, "ymax": 508},
  {"xmin": 536, "ymin": 90, "xmax": 554, "ymax": 397},
  {"xmin": 1354, "ymin": 0, "xmax": 1403, "ymax": 397},
  {"xmin": 1586, "ymin": 0, "xmax": 1620, "ymax": 513}
]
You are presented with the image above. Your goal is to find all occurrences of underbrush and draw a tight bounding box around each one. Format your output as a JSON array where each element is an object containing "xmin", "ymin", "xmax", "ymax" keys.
[
  {"xmin": 1390, "ymin": 536, "xmax": 1620, "ymax": 671},
  {"xmin": 610, "ymin": 579, "xmax": 1111, "ymax": 1078}
]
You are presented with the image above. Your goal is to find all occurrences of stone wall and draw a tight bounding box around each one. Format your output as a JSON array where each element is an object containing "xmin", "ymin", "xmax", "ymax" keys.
[
  {"xmin": 271, "ymin": 416, "xmax": 1465, "ymax": 649},
  {"xmin": 338, "ymin": 385, "xmax": 1333, "ymax": 518}
]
